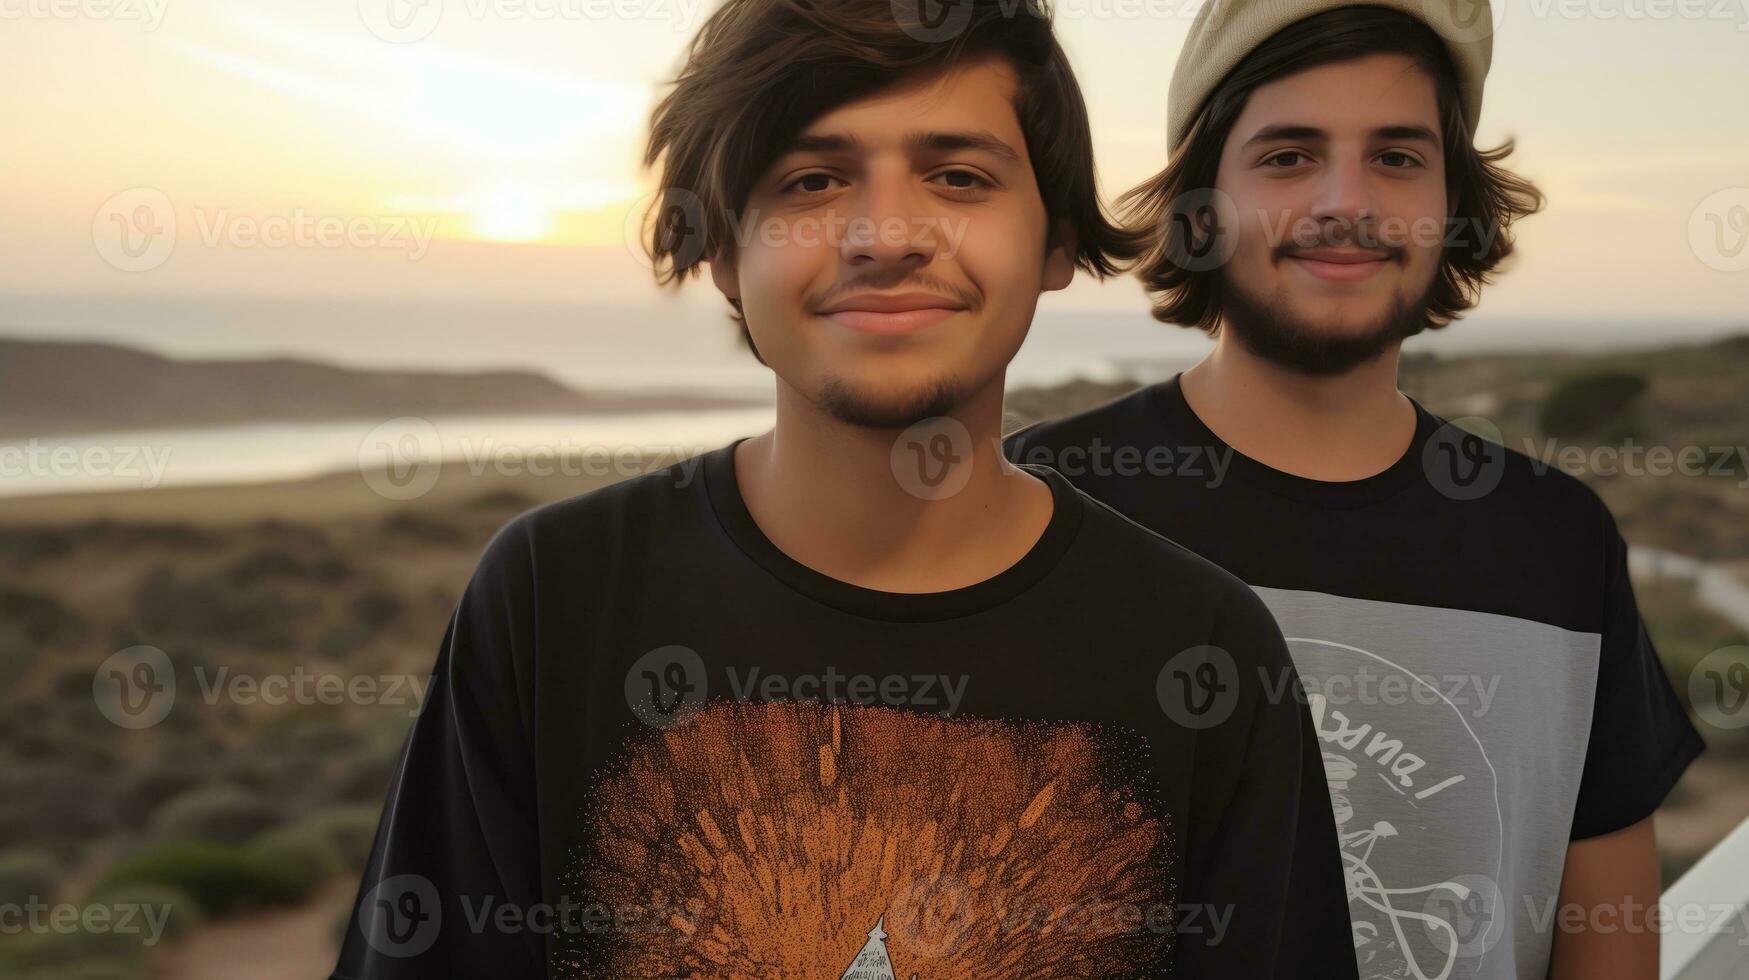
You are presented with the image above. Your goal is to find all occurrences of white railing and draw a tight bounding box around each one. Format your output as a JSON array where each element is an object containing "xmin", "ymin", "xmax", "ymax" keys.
[
  {"xmin": 1631, "ymin": 547, "xmax": 1749, "ymax": 978},
  {"xmin": 1662, "ymin": 813, "xmax": 1749, "ymax": 979}
]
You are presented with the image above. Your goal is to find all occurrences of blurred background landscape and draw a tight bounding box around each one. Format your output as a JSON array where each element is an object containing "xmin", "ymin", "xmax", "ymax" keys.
[{"xmin": 3, "ymin": 0, "xmax": 1747, "ymax": 976}]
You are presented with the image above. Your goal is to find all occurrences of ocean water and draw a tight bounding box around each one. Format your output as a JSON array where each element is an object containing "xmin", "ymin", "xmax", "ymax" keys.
[
  {"xmin": 1, "ymin": 292, "xmax": 1740, "ymax": 496},
  {"xmin": 0, "ymin": 409, "xmax": 780, "ymax": 498}
]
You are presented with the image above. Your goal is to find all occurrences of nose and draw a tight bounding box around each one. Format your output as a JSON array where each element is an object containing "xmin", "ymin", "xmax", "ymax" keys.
[
  {"xmin": 1304, "ymin": 151, "xmax": 1381, "ymax": 245},
  {"xmin": 838, "ymin": 162, "xmax": 937, "ymax": 273}
]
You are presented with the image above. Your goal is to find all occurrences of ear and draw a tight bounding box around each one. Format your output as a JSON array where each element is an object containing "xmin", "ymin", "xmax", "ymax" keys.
[
  {"xmin": 708, "ymin": 253, "xmax": 740, "ymax": 302},
  {"xmin": 1041, "ymin": 216, "xmax": 1077, "ymax": 293}
]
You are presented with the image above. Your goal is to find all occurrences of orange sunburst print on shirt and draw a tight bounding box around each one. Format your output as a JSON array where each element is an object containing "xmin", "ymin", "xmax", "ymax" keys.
[{"xmin": 571, "ymin": 701, "xmax": 1176, "ymax": 979}]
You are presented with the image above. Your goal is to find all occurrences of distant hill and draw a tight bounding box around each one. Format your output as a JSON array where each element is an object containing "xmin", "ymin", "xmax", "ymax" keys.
[{"xmin": 0, "ymin": 337, "xmax": 764, "ymax": 437}]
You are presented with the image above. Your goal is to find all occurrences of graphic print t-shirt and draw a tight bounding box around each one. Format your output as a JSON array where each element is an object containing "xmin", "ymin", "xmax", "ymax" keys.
[
  {"xmin": 331, "ymin": 438, "xmax": 1360, "ymax": 980},
  {"xmin": 1004, "ymin": 375, "xmax": 1707, "ymax": 980}
]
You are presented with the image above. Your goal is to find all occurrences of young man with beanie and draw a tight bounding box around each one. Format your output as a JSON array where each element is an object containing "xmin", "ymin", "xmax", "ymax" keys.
[
  {"xmin": 332, "ymin": 1, "xmax": 1359, "ymax": 977},
  {"xmin": 1006, "ymin": 3, "xmax": 1704, "ymax": 978}
]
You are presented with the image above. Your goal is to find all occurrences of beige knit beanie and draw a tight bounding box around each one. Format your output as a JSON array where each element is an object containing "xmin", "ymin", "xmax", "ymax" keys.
[{"xmin": 1165, "ymin": 0, "xmax": 1495, "ymax": 152}]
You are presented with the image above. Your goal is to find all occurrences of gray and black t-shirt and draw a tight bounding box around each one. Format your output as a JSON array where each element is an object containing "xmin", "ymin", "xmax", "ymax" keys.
[{"xmin": 1005, "ymin": 374, "xmax": 1706, "ymax": 980}]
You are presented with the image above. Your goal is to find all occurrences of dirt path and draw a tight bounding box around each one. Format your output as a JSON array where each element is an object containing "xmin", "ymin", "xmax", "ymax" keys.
[{"xmin": 153, "ymin": 878, "xmax": 359, "ymax": 980}]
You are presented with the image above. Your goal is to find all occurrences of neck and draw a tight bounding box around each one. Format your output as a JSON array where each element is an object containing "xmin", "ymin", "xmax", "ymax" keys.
[
  {"xmin": 1181, "ymin": 333, "xmax": 1418, "ymax": 481},
  {"xmin": 734, "ymin": 373, "xmax": 1052, "ymax": 592}
]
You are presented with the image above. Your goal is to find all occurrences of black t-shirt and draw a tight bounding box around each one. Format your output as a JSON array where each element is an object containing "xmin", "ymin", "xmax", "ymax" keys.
[
  {"xmin": 1004, "ymin": 375, "xmax": 1707, "ymax": 980},
  {"xmin": 333, "ymin": 438, "xmax": 1359, "ymax": 980}
]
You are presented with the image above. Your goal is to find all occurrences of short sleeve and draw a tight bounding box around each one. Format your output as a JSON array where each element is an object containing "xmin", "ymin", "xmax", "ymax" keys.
[
  {"xmin": 1568, "ymin": 504, "xmax": 1707, "ymax": 840},
  {"xmin": 1172, "ymin": 586, "xmax": 1358, "ymax": 980},
  {"xmin": 332, "ymin": 518, "xmax": 545, "ymax": 979}
]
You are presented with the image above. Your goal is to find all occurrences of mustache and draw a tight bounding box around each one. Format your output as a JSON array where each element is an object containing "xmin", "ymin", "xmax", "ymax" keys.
[
  {"xmin": 1273, "ymin": 218, "xmax": 1408, "ymax": 258},
  {"xmin": 810, "ymin": 272, "xmax": 982, "ymax": 313}
]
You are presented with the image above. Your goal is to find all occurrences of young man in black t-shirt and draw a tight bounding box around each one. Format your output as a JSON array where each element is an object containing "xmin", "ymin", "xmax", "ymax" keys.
[
  {"xmin": 332, "ymin": 2, "xmax": 1358, "ymax": 978},
  {"xmin": 1006, "ymin": 3, "xmax": 1705, "ymax": 979}
]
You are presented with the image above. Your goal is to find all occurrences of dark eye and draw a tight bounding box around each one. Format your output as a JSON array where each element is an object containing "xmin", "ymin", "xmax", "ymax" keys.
[
  {"xmin": 1379, "ymin": 152, "xmax": 1421, "ymax": 168},
  {"xmin": 1264, "ymin": 151, "xmax": 1309, "ymax": 168},
  {"xmin": 931, "ymin": 169, "xmax": 992, "ymax": 190},
  {"xmin": 783, "ymin": 172, "xmax": 842, "ymax": 194}
]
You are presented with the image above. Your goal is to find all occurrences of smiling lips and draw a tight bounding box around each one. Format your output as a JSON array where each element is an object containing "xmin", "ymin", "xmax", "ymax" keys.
[
  {"xmin": 1287, "ymin": 247, "xmax": 1394, "ymax": 283},
  {"xmin": 817, "ymin": 291, "xmax": 967, "ymax": 334},
  {"xmin": 815, "ymin": 250, "xmax": 1387, "ymax": 331}
]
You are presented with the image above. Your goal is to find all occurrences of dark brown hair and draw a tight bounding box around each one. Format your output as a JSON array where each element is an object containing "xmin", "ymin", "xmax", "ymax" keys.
[
  {"xmin": 641, "ymin": 0, "xmax": 1147, "ymax": 360},
  {"xmin": 1117, "ymin": 6, "xmax": 1545, "ymax": 336}
]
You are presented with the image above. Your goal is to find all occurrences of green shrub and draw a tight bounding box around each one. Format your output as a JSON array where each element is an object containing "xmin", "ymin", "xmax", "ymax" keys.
[
  {"xmin": 149, "ymin": 785, "xmax": 282, "ymax": 844},
  {"xmin": 0, "ymin": 799, "xmax": 32, "ymax": 843},
  {"xmin": 326, "ymin": 750, "xmax": 398, "ymax": 805},
  {"xmin": 0, "ymin": 913, "xmax": 156, "ymax": 976},
  {"xmin": 380, "ymin": 510, "xmax": 462, "ymax": 543},
  {"xmin": 78, "ymin": 519, "xmax": 215, "ymax": 551},
  {"xmin": 0, "ymin": 586, "xmax": 88, "ymax": 647},
  {"xmin": 222, "ymin": 754, "xmax": 319, "ymax": 799},
  {"xmin": 0, "ymin": 849, "xmax": 62, "ymax": 907},
  {"xmin": 0, "ymin": 587, "xmax": 88, "ymax": 690},
  {"xmin": 6, "ymin": 765, "xmax": 117, "ymax": 848},
  {"xmin": 315, "ymin": 588, "xmax": 404, "ymax": 658},
  {"xmin": 93, "ymin": 837, "xmax": 319, "ymax": 918},
  {"xmin": 351, "ymin": 589, "xmax": 404, "ymax": 630},
  {"xmin": 22, "ymin": 960, "xmax": 150, "ymax": 980},
  {"xmin": 79, "ymin": 881, "xmax": 206, "ymax": 945},
  {"xmin": 0, "ymin": 943, "xmax": 148, "ymax": 980},
  {"xmin": 1540, "ymin": 371, "xmax": 1648, "ymax": 439},
  {"xmin": 245, "ymin": 822, "xmax": 348, "ymax": 881},
  {"xmin": 0, "ymin": 526, "xmax": 76, "ymax": 566},
  {"xmin": 1639, "ymin": 578, "xmax": 1749, "ymax": 715},
  {"xmin": 257, "ymin": 715, "xmax": 367, "ymax": 756},
  {"xmin": 468, "ymin": 489, "xmax": 537, "ymax": 511},
  {"xmin": 225, "ymin": 547, "xmax": 351, "ymax": 586},
  {"xmin": 114, "ymin": 763, "xmax": 206, "ymax": 830},
  {"xmin": 36, "ymin": 718, "xmax": 122, "ymax": 775},
  {"xmin": 302, "ymin": 804, "xmax": 384, "ymax": 871},
  {"xmin": 133, "ymin": 565, "xmax": 301, "ymax": 652},
  {"xmin": 315, "ymin": 623, "xmax": 372, "ymax": 659}
]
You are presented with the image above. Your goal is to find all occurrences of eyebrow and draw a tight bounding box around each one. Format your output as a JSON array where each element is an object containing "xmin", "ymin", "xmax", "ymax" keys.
[
  {"xmin": 1239, "ymin": 123, "xmax": 1441, "ymax": 150},
  {"xmin": 780, "ymin": 129, "xmax": 1024, "ymax": 166}
]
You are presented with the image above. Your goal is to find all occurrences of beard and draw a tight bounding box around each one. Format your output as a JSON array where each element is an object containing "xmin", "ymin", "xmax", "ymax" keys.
[
  {"xmin": 1215, "ymin": 260, "xmax": 1435, "ymax": 376},
  {"xmin": 817, "ymin": 373, "xmax": 966, "ymax": 429}
]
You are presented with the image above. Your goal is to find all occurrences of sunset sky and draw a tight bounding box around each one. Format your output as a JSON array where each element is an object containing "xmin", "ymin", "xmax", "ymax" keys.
[{"xmin": 3, "ymin": 0, "xmax": 1747, "ymax": 323}]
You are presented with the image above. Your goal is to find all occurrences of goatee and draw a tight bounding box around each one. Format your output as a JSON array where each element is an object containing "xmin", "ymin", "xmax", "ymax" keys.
[
  {"xmin": 817, "ymin": 375, "xmax": 965, "ymax": 429},
  {"xmin": 1215, "ymin": 263, "xmax": 1434, "ymax": 376}
]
